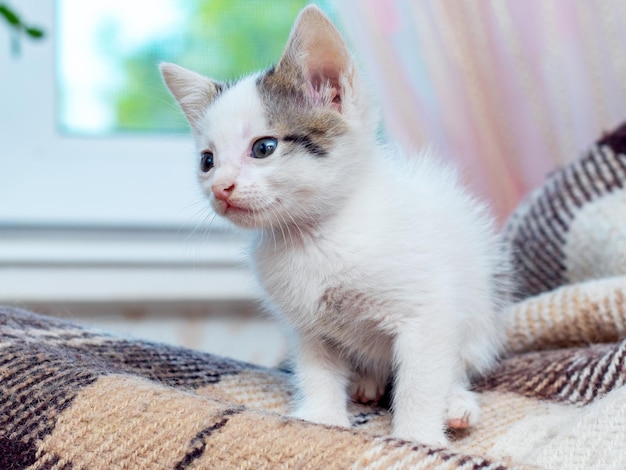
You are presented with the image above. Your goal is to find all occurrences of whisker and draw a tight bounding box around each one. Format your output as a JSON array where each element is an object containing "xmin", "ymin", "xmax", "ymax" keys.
[{"xmin": 283, "ymin": 205, "xmax": 307, "ymax": 244}]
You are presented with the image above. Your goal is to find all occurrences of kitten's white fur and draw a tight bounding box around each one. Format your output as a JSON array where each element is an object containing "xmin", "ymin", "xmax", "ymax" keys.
[{"xmin": 161, "ymin": 6, "xmax": 509, "ymax": 446}]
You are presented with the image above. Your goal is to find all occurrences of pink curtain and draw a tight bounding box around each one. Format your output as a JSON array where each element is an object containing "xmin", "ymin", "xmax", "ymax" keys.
[{"xmin": 334, "ymin": 1, "xmax": 626, "ymax": 221}]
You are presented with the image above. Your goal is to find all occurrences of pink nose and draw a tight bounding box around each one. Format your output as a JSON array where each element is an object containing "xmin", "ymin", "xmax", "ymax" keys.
[{"xmin": 212, "ymin": 182, "xmax": 235, "ymax": 202}]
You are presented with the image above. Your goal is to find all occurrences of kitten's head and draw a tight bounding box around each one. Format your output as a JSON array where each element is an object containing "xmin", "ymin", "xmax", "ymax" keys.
[{"xmin": 161, "ymin": 6, "xmax": 376, "ymax": 230}]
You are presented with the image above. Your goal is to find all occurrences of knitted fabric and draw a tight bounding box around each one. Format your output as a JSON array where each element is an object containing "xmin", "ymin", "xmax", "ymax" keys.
[
  {"xmin": 3, "ymin": 124, "xmax": 626, "ymax": 469},
  {"xmin": 504, "ymin": 124, "xmax": 626, "ymax": 300}
]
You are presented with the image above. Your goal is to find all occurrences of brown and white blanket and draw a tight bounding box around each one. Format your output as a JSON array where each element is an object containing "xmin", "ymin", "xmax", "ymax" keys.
[{"xmin": 3, "ymin": 124, "xmax": 626, "ymax": 469}]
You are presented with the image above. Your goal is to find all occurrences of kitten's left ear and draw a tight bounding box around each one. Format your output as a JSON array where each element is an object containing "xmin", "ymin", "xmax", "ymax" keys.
[
  {"xmin": 279, "ymin": 5, "xmax": 353, "ymax": 112},
  {"xmin": 160, "ymin": 62, "xmax": 222, "ymax": 129}
]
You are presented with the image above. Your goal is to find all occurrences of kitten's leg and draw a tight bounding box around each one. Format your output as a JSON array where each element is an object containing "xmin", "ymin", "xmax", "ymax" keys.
[
  {"xmin": 447, "ymin": 293, "xmax": 499, "ymax": 430},
  {"xmin": 290, "ymin": 337, "xmax": 351, "ymax": 428},
  {"xmin": 391, "ymin": 314, "xmax": 458, "ymax": 447}
]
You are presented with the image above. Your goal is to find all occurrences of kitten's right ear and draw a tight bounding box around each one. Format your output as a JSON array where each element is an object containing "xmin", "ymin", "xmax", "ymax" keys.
[
  {"xmin": 277, "ymin": 5, "xmax": 353, "ymax": 112},
  {"xmin": 159, "ymin": 63, "xmax": 222, "ymax": 128}
]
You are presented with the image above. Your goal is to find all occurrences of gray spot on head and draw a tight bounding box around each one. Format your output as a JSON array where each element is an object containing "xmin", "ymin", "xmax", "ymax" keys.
[{"xmin": 256, "ymin": 65, "xmax": 347, "ymax": 158}]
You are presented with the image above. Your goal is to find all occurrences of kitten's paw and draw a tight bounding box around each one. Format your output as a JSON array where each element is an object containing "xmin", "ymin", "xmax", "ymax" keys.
[
  {"xmin": 392, "ymin": 422, "xmax": 448, "ymax": 447},
  {"xmin": 350, "ymin": 373, "xmax": 385, "ymax": 404},
  {"xmin": 290, "ymin": 406, "xmax": 351, "ymax": 428},
  {"xmin": 446, "ymin": 388, "xmax": 480, "ymax": 430}
]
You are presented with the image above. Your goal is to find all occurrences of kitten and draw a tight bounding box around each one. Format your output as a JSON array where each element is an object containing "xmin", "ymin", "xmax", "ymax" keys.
[{"xmin": 160, "ymin": 5, "xmax": 509, "ymax": 446}]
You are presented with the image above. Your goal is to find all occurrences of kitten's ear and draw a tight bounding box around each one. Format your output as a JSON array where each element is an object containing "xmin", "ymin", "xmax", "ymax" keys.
[
  {"xmin": 278, "ymin": 5, "xmax": 353, "ymax": 112},
  {"xmin": 159, "ymin": 62, "xmax": 221, "ymax": 128}
]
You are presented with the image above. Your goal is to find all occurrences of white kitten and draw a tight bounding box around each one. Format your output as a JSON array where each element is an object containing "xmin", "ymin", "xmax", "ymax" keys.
[{"xmin": 161, "ymin": 6, "xmax": 509, "ymax": 446}]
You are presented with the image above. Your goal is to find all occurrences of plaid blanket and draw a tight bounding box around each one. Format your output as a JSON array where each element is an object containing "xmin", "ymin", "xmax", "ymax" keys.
[{"xmin": 3, "ymin": 124, "xmax": 626, "ymax": 469}]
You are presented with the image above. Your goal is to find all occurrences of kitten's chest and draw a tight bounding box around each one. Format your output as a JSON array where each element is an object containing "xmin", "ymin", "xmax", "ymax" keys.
[
  {"xmin": 253, "ymin": 239, "xmax": 395, "ymax": 360},
  {"xmin": 253, "ymin": 237, "xmax": 350, "ymax": 316},
  {"xmin": 315, "ymin": 284, "xmax": 395, "ymax": 363}
]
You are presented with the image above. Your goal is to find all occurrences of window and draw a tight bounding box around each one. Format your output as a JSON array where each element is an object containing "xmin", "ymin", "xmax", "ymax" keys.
[
  {"xmin": 0, "ymin": 1, "xmax": 334, "ymax": 308},
  {"xmin": 58, "ymin": 0, "xmax": 326, "ymax": 135}
]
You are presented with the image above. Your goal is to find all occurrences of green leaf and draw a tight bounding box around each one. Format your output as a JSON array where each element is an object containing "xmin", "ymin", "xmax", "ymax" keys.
[
  {"xmin": 25, "ymin": 27, "xmax": 44, "ymax": 39},
  {"xmin": 0, "ymin": 4, "xmax": 21, "ymax": 27}
]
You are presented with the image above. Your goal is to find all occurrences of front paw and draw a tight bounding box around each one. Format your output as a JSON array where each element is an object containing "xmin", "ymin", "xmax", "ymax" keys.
[
  {"xmin": 392, "ymin": 421, "xmax": 448, "ymax": 447},
  {"xmin": 290, "ymin": 406, "xmax": 351, "ymax": 428},
  {"xmin": 446, "ymin": 388, "xmax": 480, "ymax": 430}
]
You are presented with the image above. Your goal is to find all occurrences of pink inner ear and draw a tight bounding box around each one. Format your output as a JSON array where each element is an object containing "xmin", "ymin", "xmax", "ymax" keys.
[
  {"xmin": 307, "ymin": 70, "xmax": 342, "ymax": 112},
  {"xmin": 278, "ymin": 7, "xmax": 352, "ymax": 113},
  {"xmin": 329, "ymin": 88, "xmax": 341, "ymax": 112},
  {"xmin": 307, "ymin": 81, "xmax": 325, "ymax": 107}
]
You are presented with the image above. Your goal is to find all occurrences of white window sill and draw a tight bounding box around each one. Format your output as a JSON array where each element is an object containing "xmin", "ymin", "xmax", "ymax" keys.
[{"xmin": 0, "ymin": 226, "xmax": 259, "ymax": 304}]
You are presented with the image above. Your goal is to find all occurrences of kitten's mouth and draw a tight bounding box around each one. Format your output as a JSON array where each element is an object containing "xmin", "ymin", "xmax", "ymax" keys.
[
  {"xmin": 215, "ymin": 199, "xmax": 252, "ymax": 215},
  {"xmin": 225, "ymin": 203, "xmax": 250, "ymax": 213},
  {"xmin": 213, "ymin": 198, "xmax": 279, "ymax": 227},
  {"xmin": 217, "ymin": 200, "xmax": 263, "ymax": 228}
]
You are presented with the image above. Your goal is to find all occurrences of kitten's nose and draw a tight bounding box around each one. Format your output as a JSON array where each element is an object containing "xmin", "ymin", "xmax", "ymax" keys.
[{"xmin": 212, "ymin": 182, "xmax": 235, "ymax": 202}]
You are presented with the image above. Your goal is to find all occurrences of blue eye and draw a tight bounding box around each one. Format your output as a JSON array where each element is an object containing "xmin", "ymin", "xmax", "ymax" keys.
[
  {"xmin": 200, "ymin": 151, "xmax": 213, "ymax": 172},
  {"xmin": 252, "ymin": 137, "xmax": 278, "ymax": 158}
]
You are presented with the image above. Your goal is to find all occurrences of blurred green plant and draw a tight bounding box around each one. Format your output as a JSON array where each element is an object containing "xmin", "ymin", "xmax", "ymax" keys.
[{"xmin": 0, "ymin": 3, "xmax": 45, "ymax": 56}]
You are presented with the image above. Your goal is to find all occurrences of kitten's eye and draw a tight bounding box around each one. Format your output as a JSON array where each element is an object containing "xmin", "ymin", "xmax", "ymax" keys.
[
  {"xmin": 251, "ymin": 137, "xmax": 278, "ymax": 159},
  {"xmin": 200, "ymin": 151, "xmax": 214, "ymax": 172}
]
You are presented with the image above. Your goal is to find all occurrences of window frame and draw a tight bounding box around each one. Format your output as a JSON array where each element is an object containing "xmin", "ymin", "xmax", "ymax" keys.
[
  {"xmin": 1, "ymin": 1, "xmax": 207, "ymax": 228},
  {"xmin": 0, "ymin": 1, "xmax": 253, "ymax": 305}
]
